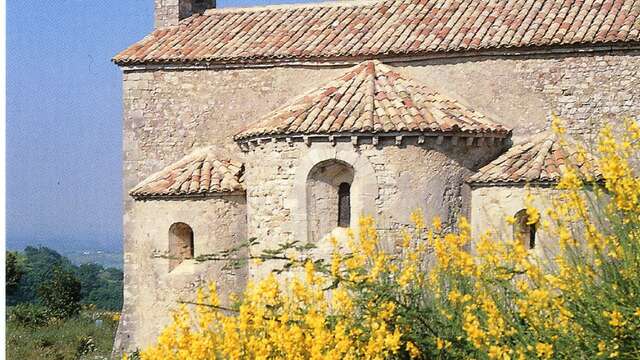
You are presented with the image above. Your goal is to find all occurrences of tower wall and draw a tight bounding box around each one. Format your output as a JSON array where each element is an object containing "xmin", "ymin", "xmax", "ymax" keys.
[{"xmin": 113, "ymin": 195, "xmax": 246, "ymax": 352}]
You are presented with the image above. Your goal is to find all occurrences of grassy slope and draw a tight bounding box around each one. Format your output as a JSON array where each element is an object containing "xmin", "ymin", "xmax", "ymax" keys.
[{"xmin": 6, "ymin": 311, "xmax": 118, "ymax": 360}]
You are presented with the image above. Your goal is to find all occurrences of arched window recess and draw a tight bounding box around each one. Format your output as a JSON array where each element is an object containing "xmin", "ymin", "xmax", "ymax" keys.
[{"xmin": 169, "ymin": 222, "xmax": 194, "ymax": 272}]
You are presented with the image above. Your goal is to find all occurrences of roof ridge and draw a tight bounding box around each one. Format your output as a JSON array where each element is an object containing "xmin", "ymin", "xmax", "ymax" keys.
[{"xmin": 203, "ymin": 0, "xmax": 381, "ymax": 16}]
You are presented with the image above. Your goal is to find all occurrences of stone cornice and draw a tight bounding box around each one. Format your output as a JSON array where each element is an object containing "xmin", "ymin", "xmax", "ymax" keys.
[{"xmin": 236, "ymin": 132, "xmax": 511, "ymax": 152}]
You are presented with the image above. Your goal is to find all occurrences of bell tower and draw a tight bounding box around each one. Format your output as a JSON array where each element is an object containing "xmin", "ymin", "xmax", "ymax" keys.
[{"xmin": 155, "ymin": 0, "xmax": 216, "ymax": 28}]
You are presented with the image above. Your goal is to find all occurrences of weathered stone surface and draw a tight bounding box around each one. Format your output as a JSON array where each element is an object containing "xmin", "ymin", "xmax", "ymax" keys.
[
  {"xmin": 113, "ymin": 196, "xmax": 246, "ymax": 353},
  {"xmin": 117, "ymin": 50, "xmax": 640, "ymax": 354},
  {"xmin": 242, "ymin": 138, "xmax": 504, "ymax": 279}
]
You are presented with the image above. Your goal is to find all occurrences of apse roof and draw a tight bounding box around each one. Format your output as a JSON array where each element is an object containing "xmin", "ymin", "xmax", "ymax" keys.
[
  {"xmin": 468, "ymin": 133, "xmax": 600, "ymax": 185},
  {"xmin": 130, "ymin": 147, "xmax": 244, "ymax": 199},
  {"xmin": 113, "ymin": 0, "xmax": 640, "ymax": 66},
  {"xmin": 234, "ymin": 60, "xmax": 510, "ymax": 141}
]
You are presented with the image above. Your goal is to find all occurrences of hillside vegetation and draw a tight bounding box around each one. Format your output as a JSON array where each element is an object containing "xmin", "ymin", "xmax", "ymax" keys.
[{"xmin": 6, "ymin": 246, "xmax": 123, "ymax": 359}]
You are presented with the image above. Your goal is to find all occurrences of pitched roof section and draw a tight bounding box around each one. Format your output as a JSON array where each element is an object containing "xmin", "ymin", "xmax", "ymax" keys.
[
  {"xmin": 130, "ymin": 147, "xmax": 244, "ymax": 199},
  {"xmin": 468, "ymin": 133, "xmax": 599, "ymax": 185},
  {"xmin": 113, "ymin": 0, "xmax": 640, "ymax": 66},
  {"xmin": 235, "ymin": 61, "xmax": 510, "ymax": 140}
]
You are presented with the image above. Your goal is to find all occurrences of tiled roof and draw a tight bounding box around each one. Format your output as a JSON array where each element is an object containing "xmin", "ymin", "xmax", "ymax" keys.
[
  {"xmin": 234, "ymin": 60, "xmax": 510, "ymax": 140},
  {"xmin": 130, "ymin": 147, "xmax": 245, "ymax": 199},
  {"xmin": 113, "ymin": 0, "xmax": 640, "ymax": 66},
  {"xmin": 468, "ymin": 133, "xmax": 599, "ymax": 184}
]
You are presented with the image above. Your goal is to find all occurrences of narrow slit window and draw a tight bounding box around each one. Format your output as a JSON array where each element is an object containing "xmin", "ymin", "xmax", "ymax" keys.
[{"xmin": 338, "ymin": 182, "xmax": 351, "ymax": 227}]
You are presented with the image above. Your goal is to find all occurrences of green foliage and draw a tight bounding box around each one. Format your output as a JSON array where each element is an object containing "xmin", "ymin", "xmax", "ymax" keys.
[
  {"xmin": 74, "ymin": 335, "xmax": 97, "ymax": 358},
  {"xmin": 7, "ymin": 246, "xmax": 75, "ymax": 305},
  {"xmin": 37, "ymin": 266, "xmax": 82, "ymax": 319},
  {"xmin": 6, "ymin": 308, "xmax": 119, "ymax": 360},
  {"xmin": 6, "ymin": 246, "xmax": 123, "ymax": 311},
  {"xmin": 8, "ymin": 303, "xmax": 50, "ymax": 327},
  {"xmin": 76, "ymin": 262, "xmax": 124, "ymax": 310},
  {"xmin": 6, "ymin": 251, "xmax": 24, "ymax": 296}
]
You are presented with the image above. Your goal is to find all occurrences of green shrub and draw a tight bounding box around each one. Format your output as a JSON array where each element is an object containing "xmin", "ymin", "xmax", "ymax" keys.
[
  {"xmin": 6, "ymin": 251, "xmax": 24, "ymax": 296},
  {"xmin": 75, "ymin": 335, "xmax": 97, "ymax": 357},
  {"xmin": 8, "ymin": 303, "xmax": 50, "ymax": 327},
  {"xmin": 37, "ymin": 265, "xmax": 82, "ymax": 319}
]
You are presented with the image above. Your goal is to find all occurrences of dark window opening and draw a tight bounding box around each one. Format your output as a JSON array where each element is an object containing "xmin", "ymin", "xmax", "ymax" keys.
[
  {"xmin": 514, "ymin": 210, "xmax": 536, "ymax": 250},
  {"xmin": 529, "ymin": 224, "xmax": 536, "ymax": 249},
  {"xmin": 338, "ymin": 182, "xmax": 351, "ymax": 227}
]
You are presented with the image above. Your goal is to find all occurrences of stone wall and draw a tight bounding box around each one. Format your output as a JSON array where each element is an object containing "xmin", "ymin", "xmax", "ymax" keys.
[
  {"xmin": 397, "ymin": 51, "xmax": 640, "ymax": 142},
  {"xmin": 113, "ymin": 195, "xmax": 246, "ymax": 353},
  {"xmin": 154, "ymin": 0, "xmax": 216, "ymax": 28},
  {"xmin": 471, "ymin": 186, "xmax": 562, "ymax": 259},
  {"xmin": 118, "ymin": 49, "xmax": 640, "ymax": 352},
  {"xmin": 242, "ymin": 138, "xmax": 504, "ymax": 279},
  {"xmin": 122, "ymin": 51, "xmax": 640, "ymax": 204}
]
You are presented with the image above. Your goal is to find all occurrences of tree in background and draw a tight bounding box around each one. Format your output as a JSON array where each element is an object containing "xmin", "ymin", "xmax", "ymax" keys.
[
  {"xmin": 77, "ymin": 263, "xmax": 124, "ymax": 310},
  {"xmin": 37, "ymin": 265, "xmax": 82, "ymax": 318},
  {"xmin": 6, "ymin": 251, "xmax": 24, "ymax": 296},
  {"xmin": 7, "ymin": 246, "xmax": 75, "ymax": 305},
  {"xmin": 6, "ymin": 246, "xmax": 124, "ymax": 311}
]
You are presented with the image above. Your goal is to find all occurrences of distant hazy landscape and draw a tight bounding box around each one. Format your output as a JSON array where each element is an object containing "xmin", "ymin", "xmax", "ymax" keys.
[{"xmin": 6, "ymin": 240, "xmax": 122, "ymax": 269}]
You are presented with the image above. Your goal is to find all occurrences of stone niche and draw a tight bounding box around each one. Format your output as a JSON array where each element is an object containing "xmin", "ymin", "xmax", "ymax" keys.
[
  {"xmin": 306, "ymin": 159, "xmax": 354, "ymax": 243},
  {"xmin": 168, "ymin": 222, "xmax": 194, "ymax": 272}
]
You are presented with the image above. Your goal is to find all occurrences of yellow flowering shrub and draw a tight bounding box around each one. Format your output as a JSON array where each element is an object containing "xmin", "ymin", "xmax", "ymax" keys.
[{"xmin": 136, "ymin": 118, "xmax": 640, "ymax": 360}]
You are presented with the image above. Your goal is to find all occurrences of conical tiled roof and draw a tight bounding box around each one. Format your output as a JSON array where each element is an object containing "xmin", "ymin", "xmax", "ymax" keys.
[
  {"xmin": 130, "ymin": 147, "xmax": 245, "ymax": 199},
  {"xmin": 235, "ymin": 61, "xmax": 510, "ymax": 141},
  {"xmin": 468, "ymin": 133, "xmax": 599, "ymax": 185}
]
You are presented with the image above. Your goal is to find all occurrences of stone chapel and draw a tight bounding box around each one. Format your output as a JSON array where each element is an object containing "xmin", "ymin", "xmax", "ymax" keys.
[{"xmin": 112, "ymin": 0, "xmax": 640, "ymax": 352}]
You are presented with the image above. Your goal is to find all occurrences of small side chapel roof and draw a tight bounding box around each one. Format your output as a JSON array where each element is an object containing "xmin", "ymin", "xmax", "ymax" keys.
[
  {"xmin": 468, "ymin": 133, "xmax": 600, "ymax": 185},
  {"xmin": 234, "ymin": 60, "xmax": 510, "ymax": 141},
  {"xmin": 130, "ymin": 147, "xmax": 244, "ymax": 199}
]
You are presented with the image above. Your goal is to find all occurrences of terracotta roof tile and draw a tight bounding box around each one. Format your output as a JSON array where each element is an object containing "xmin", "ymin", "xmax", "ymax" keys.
[
  {"xmin": 234, "ymin": 60, "xmax": 510, "ymax": 140},
  {"xmin": 468, "ymin": 133, "xmax": 600, "ymax": 184},
  {"xmin": 130, "ymin": 147, "xmax": 245, "ymax": 199},
  {"xmin": 114, "ymin": 0, "xmax": 640, "ymax": 65}
]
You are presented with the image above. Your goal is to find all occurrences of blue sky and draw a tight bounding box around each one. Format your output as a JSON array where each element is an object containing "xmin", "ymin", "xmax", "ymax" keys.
[{"xmin": 7, "ymin": 0, "xmax": 317, "ymax": 253}]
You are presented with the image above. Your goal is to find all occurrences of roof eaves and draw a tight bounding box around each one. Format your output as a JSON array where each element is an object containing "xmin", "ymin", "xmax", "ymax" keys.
[{"xmin": 113, "ymin": 40, "xmax": 640, "ymax": 68}]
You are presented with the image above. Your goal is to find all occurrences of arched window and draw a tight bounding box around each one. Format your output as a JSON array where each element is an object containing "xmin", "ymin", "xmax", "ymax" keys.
[
  {"xmin": 514, "ymin": 210, "xmax": 536, "ymax": 250},
  {"xmin": 338, "ymin": 182, "xmax": 351, "ymax": 227},
  {"xmin": 306, "ymin": 160, "xmax": 354, "ymax": 242},
  {"xmin": 169, "ymin": 222, "xmax": 194, "ymax": 271}
]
